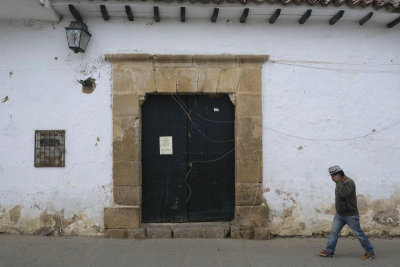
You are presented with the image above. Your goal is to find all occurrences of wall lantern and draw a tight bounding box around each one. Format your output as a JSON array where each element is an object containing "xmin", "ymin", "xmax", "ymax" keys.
[{"xmin": 65, "ymin": 21, "xmax": 92, "ymax": 53}]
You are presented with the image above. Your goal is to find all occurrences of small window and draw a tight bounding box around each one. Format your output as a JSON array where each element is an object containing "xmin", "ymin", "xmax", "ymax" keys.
[{"xmin": 34, "ymin": 130, "xmax": 65, "ymax": 167}]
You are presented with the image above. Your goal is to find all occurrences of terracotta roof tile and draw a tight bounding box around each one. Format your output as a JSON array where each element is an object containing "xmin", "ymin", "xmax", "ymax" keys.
[{"xmin": 149, "ymin": 0, "xmax": 400, "ymax": 11}]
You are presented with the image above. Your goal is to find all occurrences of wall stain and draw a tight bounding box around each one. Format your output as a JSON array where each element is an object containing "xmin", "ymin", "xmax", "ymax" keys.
[
  {"xmin": 268, "ymin": 191, "xmax": 400, "ymax": 237},
  {"xmin": 0, "ymin": 206, "xmax": 103, "ymax": 236},
  {"xmin": 9, "ymin": 206, "xmax": 21, "ymax": 224},
  {"xmin": 275, "ymin": 189, "xmax": 297, "ymax": 204},
  {"xmin": 373, "ymin": 209, "xmax": 399, "ymax": 225}
]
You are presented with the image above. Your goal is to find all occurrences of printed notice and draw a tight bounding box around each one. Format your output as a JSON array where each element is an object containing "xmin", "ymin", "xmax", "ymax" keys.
[{"xmin": 159, "ymin": 136, "xmax": 173, "ymax": 155}]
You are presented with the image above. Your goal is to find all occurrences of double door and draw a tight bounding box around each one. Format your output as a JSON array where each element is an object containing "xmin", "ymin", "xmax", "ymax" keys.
[{"xmin": 142, "ymin": 94, "xmax": 235, "ymax": 223}]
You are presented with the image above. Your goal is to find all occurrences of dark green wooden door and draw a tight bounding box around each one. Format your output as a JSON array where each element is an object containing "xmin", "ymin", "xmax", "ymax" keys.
[{"xmin": 142, "ymin": 94, "xmax": 234, "ymax": 223}]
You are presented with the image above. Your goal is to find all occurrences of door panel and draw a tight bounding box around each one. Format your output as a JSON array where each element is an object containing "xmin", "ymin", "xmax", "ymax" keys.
[
  {"xmin": 186, "ymin": 95, "xmax": 235, "ymax": 221},
  {"xmin": 142, "ymin": 95, "xmax": 188, "ymax": 222},
  {"xmin": 142, "ymin": 94, "xmax": 235, "ymax": 223}
]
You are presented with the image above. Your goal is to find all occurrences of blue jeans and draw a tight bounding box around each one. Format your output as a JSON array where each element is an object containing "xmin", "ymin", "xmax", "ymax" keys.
[{"xmin": 326, "ymin": 214, "xmax": 374, "ymax": 255}]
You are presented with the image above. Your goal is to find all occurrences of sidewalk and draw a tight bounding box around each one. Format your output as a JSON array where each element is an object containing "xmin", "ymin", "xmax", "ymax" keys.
[{"xmin": 0, "ymin": 235, "xmax": 398, "ymax": 267}]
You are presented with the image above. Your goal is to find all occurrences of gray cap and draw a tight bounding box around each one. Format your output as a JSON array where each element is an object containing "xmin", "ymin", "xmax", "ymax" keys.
[{"xmin": 328, "ymin": 165, "xmax": 343, "ymax": 175}]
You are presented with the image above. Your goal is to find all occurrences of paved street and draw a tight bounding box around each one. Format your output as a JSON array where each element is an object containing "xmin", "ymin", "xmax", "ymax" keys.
[{"xmin": 0, "ymin": 235, "xmax": 399, "ymax": 267}]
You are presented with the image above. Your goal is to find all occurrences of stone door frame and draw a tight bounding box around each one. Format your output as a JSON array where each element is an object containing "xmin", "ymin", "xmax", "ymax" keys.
[{"xmin": 104, "ymin": 54, "xmax": 269, "ymax": 239}]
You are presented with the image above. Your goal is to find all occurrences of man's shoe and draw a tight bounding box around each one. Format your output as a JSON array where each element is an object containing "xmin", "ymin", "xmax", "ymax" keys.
[
  {"xmin": 317, "ymin": 249, "xmax": 334, "ymax": 257},
  {"xmin": 362, "ymin": 253, "xmax": 375, "ymax": 260}
]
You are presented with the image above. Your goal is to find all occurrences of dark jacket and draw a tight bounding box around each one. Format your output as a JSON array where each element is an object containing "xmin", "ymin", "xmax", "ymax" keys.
[{"xmin": 335, "ymin": 177, "xmax": 358, "ymax": 216}]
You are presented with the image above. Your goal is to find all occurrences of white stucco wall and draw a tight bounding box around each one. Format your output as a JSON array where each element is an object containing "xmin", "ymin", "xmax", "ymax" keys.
[{"xmin": 1, "ymin": 10, "xmax": 399, "ymax": 235}]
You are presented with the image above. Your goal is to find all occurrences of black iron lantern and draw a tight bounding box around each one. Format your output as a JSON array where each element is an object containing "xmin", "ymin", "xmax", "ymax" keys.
[{"xmin": 65, "ymin": 21, "xmax": 92, "ymax": 53}]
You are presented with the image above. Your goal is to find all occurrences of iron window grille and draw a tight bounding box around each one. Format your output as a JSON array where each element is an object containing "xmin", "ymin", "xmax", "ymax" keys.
[{"xmin": 34, "ymin": 130, "xmax": 65, "ymax": 167}]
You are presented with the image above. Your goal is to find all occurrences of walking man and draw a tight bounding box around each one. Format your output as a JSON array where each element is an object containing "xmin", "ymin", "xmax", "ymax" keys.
[{"xmin": 317, "ymin": 166, "xmax": 375, "ymax": 260}]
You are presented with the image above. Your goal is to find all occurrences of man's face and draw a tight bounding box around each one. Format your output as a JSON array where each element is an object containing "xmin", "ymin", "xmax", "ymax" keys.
[{"xmin": 331, "ymin": 173, "xmax": 341, "ymax": 182}]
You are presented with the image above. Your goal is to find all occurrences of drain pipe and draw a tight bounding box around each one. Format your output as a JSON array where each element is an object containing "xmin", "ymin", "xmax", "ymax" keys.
[{"xmin": 39, "ymin": 0, "xmax": 63, "ymax": 22}]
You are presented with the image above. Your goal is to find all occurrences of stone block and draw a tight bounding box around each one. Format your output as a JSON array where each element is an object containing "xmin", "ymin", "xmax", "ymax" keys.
[
  {"xmin": 153, "ymin": 55, "xmax": 194, "ymax": 68},
  {"xmin": 230, "ymin": 226, "xmax": 255, "ymax": 239},
  {"xmin": 238, "ymin": 67, "xmax": 262, "ymax": 94},
  {"xmin": 113, "ymin": 94, "xmax": 139, "ymax": 118},
  {"xmin": 105, "ymin": 228, "xmax": 146, "ymax": 239},
  {"xmin": 235, "ymin": 117, "xmax": 262, "ymax": 139},
  {"xmin": 197, "ymin": 67, "xmax": 220, "ymax": 93},
  {"xmin": 237, "ymin": 56, "xmax": 269, "ymax": 64},
  {"xmin": 173, "ymin": 225, "xmax": 202, "ymax": 238},
  {"xmin": 231, "ymin": 226, "xmax": 270, "ymax": 240},
  {"xmin": 105, "ymin": 229, "xmax": 126, "ymax": 238},
  {"xmin": 236, "ymin": 183, "xmax": 263, "ymax": 206},
  {"xmin": 146, "ymin": 225, "xmax": 172, "ymax": 238},
  {"xmin": 113, "ymin": 66, "xmax": 133, "ymax": 94},
  {"xmin": 236, "ymin": 93, "xmax": 262, "ymax": 118},
  {"xmin": 113, "ymin": 117, "xmax": 140, "ymax": 142},
  {"xmin": 131, "ymin": 64, "xmax": 156, "ymax": 95},
  {"xmin": 234, "ymin": 206, "xmax": 268, "ymax": 227},
  {"xmin": 127, "ymin": 228, "xmax": 146, "ymax": 239},
  {"xmin": 200, "ymin": 224, "xmax": 230, "ymax": 238},
  {"xmin": 104, "ymin": 207, "xmax": 141, "ymax": 229},
  {"xmin": 255, "ymin": 227, "xmax": 271, "ymax": 240},
  {"xmin": 193, "ymin": 55, "xmax": 239, "ymax": 68},
  {"xmin": 236, "ymin": 161, "xmax": 262, "ymax": 183},
  {"xmin": 113, "ymin": 161, "xmax": 141, "ymax": 186},
  {"xmin": 114, "ymin": 185, "xmax": 141, "ymax": 206},
  {"xmin": 177, "ymin": 68, "xmax": 198, "ymax": 93},
  {"xmin": 155, "ymin": 68, "xmax": 177, "ymax": 93},
  {"xmin": 113, "ymin": 139, "xmax": 140, "ymax": 161},
  {"xmin": 217, "ymin": 67, "xmax": 243, "ymax": 93},
  {"xmin": 235, "ymin": 137, "xmax": 262, "ymax": 162}
]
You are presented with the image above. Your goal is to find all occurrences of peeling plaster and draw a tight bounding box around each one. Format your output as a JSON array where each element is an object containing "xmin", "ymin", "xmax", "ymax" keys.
[
  {"xmin": 0, "ymin": 206, "xmax": 103, "ymax": 236},
  {"xmin": 267, "ymin": 191, "xmax": 400, "ymax": 237}
]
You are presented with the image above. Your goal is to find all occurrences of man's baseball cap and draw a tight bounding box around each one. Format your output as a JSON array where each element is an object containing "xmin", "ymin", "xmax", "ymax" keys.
[{"xmin": 328, "ymin": 165, "xmax": 343, "ymax": 175}]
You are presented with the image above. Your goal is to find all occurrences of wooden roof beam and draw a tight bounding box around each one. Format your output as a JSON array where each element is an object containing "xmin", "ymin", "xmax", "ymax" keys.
[
  {"xmin": 299, "ymin": 9, "xmax": 312, "ymax": 24},
  {"xmin": 240, "ymin": 8, "xmax": 249, "ymax": 24},
  {"xmin": 125, "ymin": 6, "xmax": 134, "ymax": 21},
  {"xmin": 387, "ymin": 16, "xmax": 400, "ymax": 28},
  {"xmin": 211, "ymin": 8, "xmax": 219, "ymax": 23},
  {"xmin": 68, "ymin": 4, "xmax": 83, "ymax": 21},
  {"xmin": 329, "ymin": 10, "xmax": 344, "ymax": 25},
  {"xmin": 181, "ymin": 7, "xmax": 185, "ymax": 23},
  {"xmin": 359, "ymin": 12, "xmax": 373, "ymax": 26},
  {"xmin": 100, "ymin": 5, "xmax": 109, "ymax": 21},
  {"xmin": 154, "ymin": 6, "xmax": 160, "ymax": 22},
  {"xmin": 269, "ymin": 9, "xmax": 281, "ymax": 24}
]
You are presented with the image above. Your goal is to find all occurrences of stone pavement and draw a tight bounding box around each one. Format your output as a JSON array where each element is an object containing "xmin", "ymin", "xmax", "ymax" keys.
[{"xmin": 0, "ymin": 235, "xmax": 399, "ymax": 267}]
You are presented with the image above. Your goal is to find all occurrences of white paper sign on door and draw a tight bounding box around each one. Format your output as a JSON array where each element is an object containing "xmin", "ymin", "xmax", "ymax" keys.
[{"xmin": 159, "ymin": 136, "xmax": 173, "ymax": 155}]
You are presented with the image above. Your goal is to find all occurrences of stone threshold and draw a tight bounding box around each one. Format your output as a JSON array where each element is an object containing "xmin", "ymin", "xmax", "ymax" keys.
[{"xmin": 105, "ymin": 222, "xmax": 270, "ymax": 240}]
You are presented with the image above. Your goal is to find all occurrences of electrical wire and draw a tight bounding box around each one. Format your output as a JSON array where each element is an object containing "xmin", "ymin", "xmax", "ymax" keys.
[
  {"xmin": 272, "ymin": 61, "xmax": 400, "ymax": 73},
  {"xmin": 264, "ymin": 120, "xmax": 400, "ymax": 142},
  {"xmin": 171, "ymin": 92, "xmax": 399, "ymax": 210},
  {"xmin": 171, "ymin": 94, "xmax": 235, "ymax": 143},
  {"xmin": 271, "ymin": 58, "xmax": 400, "ymax": 67},
  {"xmin": 185, "ymin": 137, "xmax": 245, "ymax": 202},
  {"xmin": 172, "ymin": 93, "xmax": 234, "ymax": 124},
  {"xmin": 170, "ymin": 93, "xmax": 238, "ymax": 202},
  {"xmin": 173, "ymin": 92, "xmax": 400, "ymax": 143}
]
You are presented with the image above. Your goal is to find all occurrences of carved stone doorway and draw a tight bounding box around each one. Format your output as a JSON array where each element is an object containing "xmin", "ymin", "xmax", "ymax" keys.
[{"xmin": 104, "ymin": 54, "xmax": 269, "ymax": 239}]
